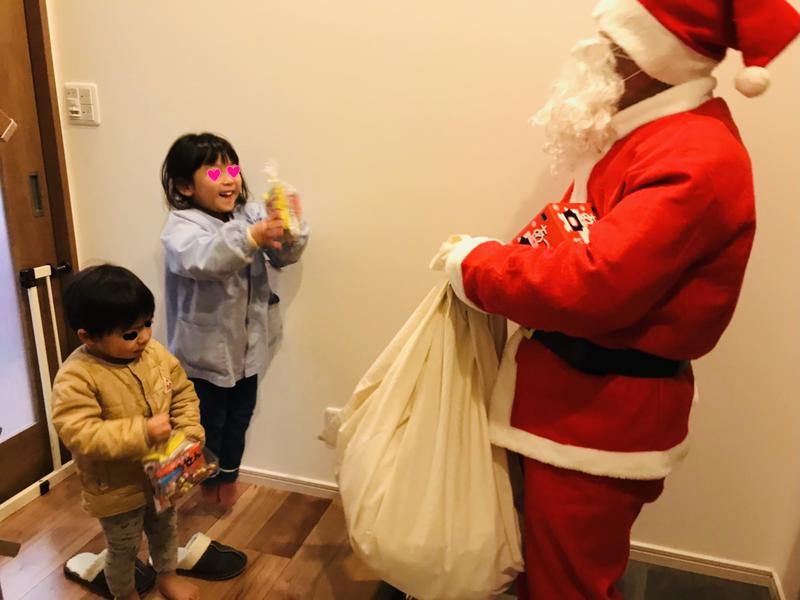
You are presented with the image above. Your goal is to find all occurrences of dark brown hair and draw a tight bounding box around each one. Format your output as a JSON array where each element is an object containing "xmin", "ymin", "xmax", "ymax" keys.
[{"xmin": 161, "ymin": 132, "xmax": 250, "ymax": 209}]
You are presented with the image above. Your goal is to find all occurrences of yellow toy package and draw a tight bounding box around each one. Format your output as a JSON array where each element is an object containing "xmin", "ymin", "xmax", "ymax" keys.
[
  {"xmin": 142, "ymin": 431, "xmax": 219, "ymax": 513},
  {"xmin": 262, "ymin": 159, "xmax": 301, "ymax": 241}
]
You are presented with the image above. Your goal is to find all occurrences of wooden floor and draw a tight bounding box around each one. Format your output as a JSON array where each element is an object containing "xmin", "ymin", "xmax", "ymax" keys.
[
  {"xmin": 0, "ymin": 475, "xmax": 774, "ymax": 600},
  {"xmin": 0, "ymin": 475, "xmax": 397, "ymax": 600}
]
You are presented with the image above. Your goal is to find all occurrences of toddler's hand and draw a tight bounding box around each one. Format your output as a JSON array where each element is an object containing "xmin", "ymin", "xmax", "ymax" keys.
[
  {"xmin": 146, "ymin": 414, "xmax": 172, "ymax": 444},
  {"xmin": 249, "ymin": 212, "xmax": 284, "ymax": 249}
]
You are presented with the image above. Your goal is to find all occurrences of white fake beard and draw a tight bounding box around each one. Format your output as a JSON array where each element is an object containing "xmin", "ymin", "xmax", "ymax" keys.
[{"xmin": 532, "ymin": 36, "xmax": 625, "ymax": 175}]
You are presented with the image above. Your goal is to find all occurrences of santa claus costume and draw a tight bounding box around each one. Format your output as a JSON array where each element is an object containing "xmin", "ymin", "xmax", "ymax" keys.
[{"xmin": 443, "ymin": 1, "xmax": 800, "ymax": 598}]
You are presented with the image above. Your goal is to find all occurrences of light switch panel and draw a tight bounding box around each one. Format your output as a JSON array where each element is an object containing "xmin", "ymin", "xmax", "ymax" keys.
[{"xmin": 64, "ymin": 82, "xmax": 100, "ymax": 126}]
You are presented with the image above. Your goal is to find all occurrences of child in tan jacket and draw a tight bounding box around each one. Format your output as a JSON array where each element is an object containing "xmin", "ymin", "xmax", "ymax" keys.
[{"xmin": 52, "ymin": 265, "xmax": 204, "ymax": 600}]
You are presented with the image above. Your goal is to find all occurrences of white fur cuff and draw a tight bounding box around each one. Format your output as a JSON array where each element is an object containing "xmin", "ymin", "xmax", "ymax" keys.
[{"xmin": 443, "ymin": 236, "xmax": 497, "ymax": 312}]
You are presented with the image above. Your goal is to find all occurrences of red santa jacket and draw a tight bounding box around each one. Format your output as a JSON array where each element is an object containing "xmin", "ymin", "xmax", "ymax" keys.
[{"xmin": 445, "ymin": 78, "xmax": 755, "ymax": 479}]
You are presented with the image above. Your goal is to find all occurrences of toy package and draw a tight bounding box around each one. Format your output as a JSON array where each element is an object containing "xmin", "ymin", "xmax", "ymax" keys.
[
  {"xmin": 262, "ymin": 160, "xmax": 301, "ymax": 241},
  {"xmin": 515, "ymin": 202, "xmax": 598, "ymax": 248},
  {"xmin": 143, "ymin": 431, "xmax": 219, "ymax": 513}
]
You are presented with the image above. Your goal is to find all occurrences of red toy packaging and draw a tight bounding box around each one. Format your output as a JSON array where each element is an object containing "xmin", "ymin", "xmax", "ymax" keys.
[
  {"xmin": 143, "ymin": 432, "xmax": 219, "ymax": 513},
  {"xmin": 514, "ymin": 202, "xmax": 598, "ymax": 248}
]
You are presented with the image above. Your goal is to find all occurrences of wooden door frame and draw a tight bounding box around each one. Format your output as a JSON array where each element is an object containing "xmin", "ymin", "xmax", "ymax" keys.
[
  {"xmin": 24, "ymin": 0, "xmax": 79, "ymax": 283},
  {"xmin": 0, "ymin": 0, "xmax": 79, "ymax": 510},
  {"xmin": 24, "ymin": 0, "xmax": 81, "ymax": 375}
]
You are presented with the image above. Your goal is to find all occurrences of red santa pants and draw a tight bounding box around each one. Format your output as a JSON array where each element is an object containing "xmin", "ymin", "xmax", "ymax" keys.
[{"xmin": 516, "ymin": 459, "xmax": 664, "ymax": 600}]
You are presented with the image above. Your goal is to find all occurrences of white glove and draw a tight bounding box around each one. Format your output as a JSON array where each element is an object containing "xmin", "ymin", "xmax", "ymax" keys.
[
  {"xmin": 429, "ymin": 234, "xmax": 472, "ymax": 271},
  {"xmin": 431, "ymin": 234, "xmax": 500, "ymax": 313}
]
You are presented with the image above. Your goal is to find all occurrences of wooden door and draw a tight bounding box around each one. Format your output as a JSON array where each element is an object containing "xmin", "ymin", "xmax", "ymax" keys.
[{"xmin": 0, "ymin": 0, "xmax": 76, "ymax": 503}]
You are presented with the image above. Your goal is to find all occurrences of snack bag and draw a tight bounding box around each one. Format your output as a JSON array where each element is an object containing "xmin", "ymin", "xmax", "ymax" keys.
[
  {"xmin": 262, "ymin": 160, "xmax": 301, "ymax": 240},
  {"xmin": 143, "ymin": 431, "xmax": 219, "ymax": 513}
]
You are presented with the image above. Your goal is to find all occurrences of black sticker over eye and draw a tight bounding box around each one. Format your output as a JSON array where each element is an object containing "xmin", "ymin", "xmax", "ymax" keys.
[{"xmin": 122, "ymin": 331, "xmax": 138, "ymax": 341}]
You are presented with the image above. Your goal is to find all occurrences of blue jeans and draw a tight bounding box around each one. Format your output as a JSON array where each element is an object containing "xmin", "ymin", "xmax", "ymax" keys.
[{"xmin": 191, "ymin": 375, "xmax": 258, "ymax": 484}]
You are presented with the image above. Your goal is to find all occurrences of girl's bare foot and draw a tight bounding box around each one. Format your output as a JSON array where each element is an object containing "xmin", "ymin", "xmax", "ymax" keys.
[
  {"xmin": 157, "ymin": 572, "xmax": 200, "ymax": 600},
  {"xmin": 218, "ymin": 481, "xmax": 238, "ymax": 512},
  {"xmin": 199, "ymin": 483, "xmax": 219, "ymax": 511}
]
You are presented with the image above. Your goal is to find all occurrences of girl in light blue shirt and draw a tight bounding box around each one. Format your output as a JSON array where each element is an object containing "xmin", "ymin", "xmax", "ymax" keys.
[{"xmin": 160, "ymin": 133, "xmax": 308, "ymax": 510}]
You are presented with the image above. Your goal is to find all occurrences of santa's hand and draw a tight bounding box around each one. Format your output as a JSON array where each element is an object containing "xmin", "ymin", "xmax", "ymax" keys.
[
  {"xmin": 431, "ymin": 234, "xmax": 500, "ymax": 313},
  {"xmin": 429, "ymin": 234, "xmax": 472, "ymax": 271}
]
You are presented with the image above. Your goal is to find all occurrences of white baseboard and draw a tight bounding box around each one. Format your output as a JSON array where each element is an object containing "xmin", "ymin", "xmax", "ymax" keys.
[
  {"xmin": 630, "ymin": 541, "xmax": 782, "ymax": 600},
  {"xmin": 0, "ymin": 461, "xmax": 76, "ymax": 522},
  {"xmin": 238, "ymin": 465, "xmax": 338, "ymax": 499}
]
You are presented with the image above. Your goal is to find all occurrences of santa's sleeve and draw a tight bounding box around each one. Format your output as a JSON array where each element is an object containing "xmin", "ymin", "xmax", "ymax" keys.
[{"xmin": 445, "ymin": 144, "xmax": 753, "ymax": 338}]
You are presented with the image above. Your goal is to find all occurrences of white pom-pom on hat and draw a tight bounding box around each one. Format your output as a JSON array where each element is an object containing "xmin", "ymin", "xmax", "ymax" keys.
[{"xmin": 735, "ymin": 66, "xmax": 771, "ymax": 97}]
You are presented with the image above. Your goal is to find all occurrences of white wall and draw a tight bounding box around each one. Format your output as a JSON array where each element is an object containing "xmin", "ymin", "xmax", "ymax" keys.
[
  {"xmin": 46, "ymin": 0, "xmax": 800, "ymax": 595},
  {"xmin": 632, "ymin": 45, "xmax": 800, "ymax": 597}
]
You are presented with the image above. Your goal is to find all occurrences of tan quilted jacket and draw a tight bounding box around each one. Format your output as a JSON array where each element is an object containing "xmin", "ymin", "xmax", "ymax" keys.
[{"xmin": 52, "ymin": 339, "xmax": 205, "ymax": 518}]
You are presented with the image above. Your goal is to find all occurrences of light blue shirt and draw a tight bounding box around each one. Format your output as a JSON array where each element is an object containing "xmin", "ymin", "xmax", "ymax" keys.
[{"xmin": 161, "ymin": 202, "xmax": 308, "ymax": 388}]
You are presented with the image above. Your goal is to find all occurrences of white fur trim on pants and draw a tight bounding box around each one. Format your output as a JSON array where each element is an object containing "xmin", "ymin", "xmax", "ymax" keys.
[{"xmin": 489, "ymin": 329, "xmax": 690, "ymax": 480}]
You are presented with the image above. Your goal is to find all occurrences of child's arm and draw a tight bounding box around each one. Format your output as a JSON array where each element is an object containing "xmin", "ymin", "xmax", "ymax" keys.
[
  {"xmin": 165, "ymin": 352, "xmax": 205, "ymax": 443},
  {"xmin": 266, "ymin": 219, "xmax": 309, "ymax": 268},
  {"xmin": 52, "ymin": 365, "xmax": 151, "ymax": 460},
  {"xmin": 246, "ymin": 200, "xmax": 309, "ymax": 268},
  {"xmin": 161, "ymin": 214, "xmax": 258, "ymax": 280}
]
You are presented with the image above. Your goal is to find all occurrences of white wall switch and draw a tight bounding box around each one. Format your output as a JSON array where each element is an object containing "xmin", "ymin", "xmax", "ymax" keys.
[{"xmin": 64, "ymin": 82, "xmax": 100, "ymax": 126}]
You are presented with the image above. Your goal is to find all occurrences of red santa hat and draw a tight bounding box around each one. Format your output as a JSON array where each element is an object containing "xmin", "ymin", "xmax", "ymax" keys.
[{"xmin": 593, "ymin": 0, "xmax": 800, "ymax": 97}]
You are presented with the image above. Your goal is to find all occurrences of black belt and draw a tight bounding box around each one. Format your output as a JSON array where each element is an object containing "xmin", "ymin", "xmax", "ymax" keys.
[{"xmin": 529, "ymin": 330, "xmax": 689, "ymax": 378}]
